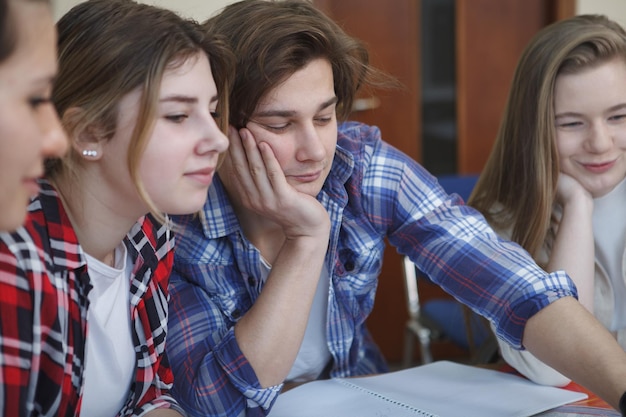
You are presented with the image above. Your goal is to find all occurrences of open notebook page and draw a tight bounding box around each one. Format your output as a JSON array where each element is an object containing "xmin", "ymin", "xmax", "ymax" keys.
[{"xmin": 269, "ymin": 361, "xmax": 588, "ymax": 417}]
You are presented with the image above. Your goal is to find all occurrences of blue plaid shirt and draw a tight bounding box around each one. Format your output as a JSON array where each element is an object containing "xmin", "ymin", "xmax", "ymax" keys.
[{"xmin": 167, "ymin": 121, "xmax": 576, "ymax": 417}]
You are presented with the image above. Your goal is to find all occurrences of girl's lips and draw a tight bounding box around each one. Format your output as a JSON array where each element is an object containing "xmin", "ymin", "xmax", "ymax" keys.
[
  {"xmin": 582, "ymin": 159, "xmax": 616, "ymax": 174},
  {"xmin": 186, "ymin": 168, "xmax": 216, "ymax": 186},
  {"xmin": 23, "ymin": 178, "xmax": 40, "ymax": 197}
]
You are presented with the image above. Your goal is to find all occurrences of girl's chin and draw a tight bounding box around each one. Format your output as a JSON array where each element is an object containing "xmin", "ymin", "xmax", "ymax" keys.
[{"xmin": 1, "ymin": 202, "xmax": 28, "ymax": 232}]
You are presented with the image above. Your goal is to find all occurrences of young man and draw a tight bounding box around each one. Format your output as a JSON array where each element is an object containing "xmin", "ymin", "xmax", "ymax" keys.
[{"xmin": 166, "ymin": 1, "xmax": 626, "ymax": 416}]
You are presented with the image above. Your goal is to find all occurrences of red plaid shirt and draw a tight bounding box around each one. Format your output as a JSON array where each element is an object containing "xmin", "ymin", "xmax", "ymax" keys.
[{"xmin": 0, "ymin": 181, "xmax": 184, "ymax": 416}]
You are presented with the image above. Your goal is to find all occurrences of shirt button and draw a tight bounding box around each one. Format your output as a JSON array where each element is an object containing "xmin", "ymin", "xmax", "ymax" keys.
[
  {"xmin": 248, "ymin": 276, "xmax": 256, "ymax": 287},
  {"xmin": 344, "ymin": 261, "xmax": 355, "ymax": 271},
  {"xmin": 232, "ymin": 309, "xmax": 241, "ymax": 319}
]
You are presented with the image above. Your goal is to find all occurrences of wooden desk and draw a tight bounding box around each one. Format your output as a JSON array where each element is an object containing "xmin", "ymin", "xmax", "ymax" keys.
[{"xmin": 535, "ymin": 382, "xmax": 619, "ymax": 416}]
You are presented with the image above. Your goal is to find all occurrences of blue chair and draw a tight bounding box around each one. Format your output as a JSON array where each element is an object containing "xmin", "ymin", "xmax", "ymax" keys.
[
  {"xmin": 402, "ymin": 174, "xmax": 498, "ymax": 366},
  {"xmin": 436, "ymin": 174, "xmax": 479, "ymax": 202}
]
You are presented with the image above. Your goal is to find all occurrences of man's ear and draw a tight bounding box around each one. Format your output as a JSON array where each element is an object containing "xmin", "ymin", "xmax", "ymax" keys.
[{"xmin": 62, "ymin": 107, "xmax": 105, "ymax": 161}]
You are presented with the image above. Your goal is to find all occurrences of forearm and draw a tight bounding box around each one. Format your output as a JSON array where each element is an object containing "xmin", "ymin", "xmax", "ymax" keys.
[
  {"xmin": 235, "ymin": 233, "xmax": 329, "ymax": 387},
  {"xmin": 523, "ymin": 297, "xmax": 626, "ymax": 411},
  {"xmin": 493, "ymin": 323, "xmax": 570, "ymax": 386},
  {"xmin": 397, "ymin": 203, "xmax": 576, "ymax": 348},
  {"xmin": 547, "ymin": 197, "xmax": 594, "ymax": 311}
]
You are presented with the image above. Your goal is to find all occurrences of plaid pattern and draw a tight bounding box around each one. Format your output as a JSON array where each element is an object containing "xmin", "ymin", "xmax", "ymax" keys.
[
  {"xmin": 167, "ymin": 121, "xmax": 577, "ymax": 417},
  {"xmin": 0, "ymin": 180, "xmax": 184, "ymax": 416}
]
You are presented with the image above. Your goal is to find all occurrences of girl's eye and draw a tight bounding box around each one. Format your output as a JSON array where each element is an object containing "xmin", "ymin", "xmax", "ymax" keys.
[
  {"xmin": 166, "ymin": 114, "xmax": 188, "ymax": 123},
  {"xmin": 29, "ymin": 96, "xmax": 52, "ymax": 109},
  {"xmin": 556, "ymin": 120, "xmax": 583, "ymax": 129},
  {"xmin": 609, "ymin": 113, "xmax": 626, "ymax": 122},
  {"xmin": 210, "ymin": 111, "xmax": 220, "ymax": 120}
]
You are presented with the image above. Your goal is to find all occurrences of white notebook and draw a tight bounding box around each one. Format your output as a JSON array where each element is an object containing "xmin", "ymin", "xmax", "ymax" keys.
[{"xmin": 269, "ymin": 361, "xmax": 588, "ymax": 417}]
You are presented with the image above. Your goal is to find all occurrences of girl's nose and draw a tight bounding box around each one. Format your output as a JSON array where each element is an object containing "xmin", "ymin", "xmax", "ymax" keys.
[
  {"xmin": 586, "ymin": 122, "xmax": 614, "ymax": 154},
  {"xmin": 196, "ymin": 116, "xmax": 229, "ymax": 155}
]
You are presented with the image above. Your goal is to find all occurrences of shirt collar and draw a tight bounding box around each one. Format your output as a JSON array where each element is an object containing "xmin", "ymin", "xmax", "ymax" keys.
[
  {"xmin": 200, "ymin": 176, "xmax": 241, "ymax": 239},
  {"xmin": 37, "ymin": 180, "xmax": 171, "ymax": 270},
  {"xmin": 36, "ymin": 179, "xmax": 86, "ymax": 271}
]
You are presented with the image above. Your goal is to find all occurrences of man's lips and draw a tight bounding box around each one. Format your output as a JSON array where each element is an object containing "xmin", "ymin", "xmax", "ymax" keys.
[{"xmin": 290, "ymin": 170, "xmax": 323, "ymax": 182}]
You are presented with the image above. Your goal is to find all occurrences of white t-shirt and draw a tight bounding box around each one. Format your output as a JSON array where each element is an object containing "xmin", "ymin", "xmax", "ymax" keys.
[
  {"xmin": 81, "ymin": 243, "xmax": 135, "ymax": 417},
  {"xmin": 593, "ymin": 177, "xmax": 626, "ymax": 331},
  {"xmin": 258, "ymin": 257, "xmax": 332, "ymax": 382}
]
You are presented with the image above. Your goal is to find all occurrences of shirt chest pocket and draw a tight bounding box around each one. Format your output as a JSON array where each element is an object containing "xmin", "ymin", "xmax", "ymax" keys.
[
  {"xmin": 333, "ymin": 241, "xmax": 384, "ymax": 323},
  {"xmin": 334, "ymin": 214, "xmax": 385, "ymax": 279},
  {"xmin": 335, "ymin": 242, "xmax": 383, "ymax": 295}
]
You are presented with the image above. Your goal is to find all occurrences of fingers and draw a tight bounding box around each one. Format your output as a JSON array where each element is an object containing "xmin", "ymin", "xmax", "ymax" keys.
[
  {"xmin": 240, "ymin": 128, "xmax": 279, "ymax": 191},
  {"xmin": 226, "ymin": 127, "xmax": 287, "ymax": 211},
  {"xmin": 225, "ymin": 127, "xmax": 262, "ymax": 205},
  {"xmin": 256, "ymin": 139, "xmax": 289, "ymax": 192}
]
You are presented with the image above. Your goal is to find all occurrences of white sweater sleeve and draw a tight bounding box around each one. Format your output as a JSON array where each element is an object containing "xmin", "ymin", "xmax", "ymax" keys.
[{"xmin": 492, "ymin": 323, "xmax": 571, "ymax": 387}]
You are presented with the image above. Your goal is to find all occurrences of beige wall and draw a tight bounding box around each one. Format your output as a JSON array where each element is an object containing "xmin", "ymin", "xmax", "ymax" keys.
[
  {"xmin": 55, "ymin": 0, "xmax": 626, "ymax": 28},
  {"xmin": 53, "ymin": 0, "xmax": 233, "ymax": 21},
  {"xmin": 577, "ymin": 0, "xmax": 626, "ymax": 28}
]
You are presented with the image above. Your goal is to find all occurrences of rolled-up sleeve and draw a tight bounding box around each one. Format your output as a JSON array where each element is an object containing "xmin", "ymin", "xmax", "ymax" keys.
[
  {"xmin": 167, "ymin": 266, "xmax": 281, "ymax": 417},
  {"xmin": 359, "ymin": 130, "xmax": 578, "ymax": 349}
]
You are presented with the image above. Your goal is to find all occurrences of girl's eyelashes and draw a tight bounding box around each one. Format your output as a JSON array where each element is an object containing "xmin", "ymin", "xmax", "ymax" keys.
[
  {"xmin": 609, "ymin": 113, "xmax": 626, "ymax": 122},
  {"xmin": 165, "ymin": 114, "xmax": 188, "ymax": 123},
  {"xmin": 29, "ymin": 96, "xmax": 53, "ymax": 109},
  {"xmin": 555, "ymin": 116, "xmax": 584, "ymax": 129},
  {"xmin": 558, "ymin": 121, "xmax": 583, "ymax": 128},
  {"xmin": 163, "ymin": 107, "xmax": 221, "ymax": 123}
]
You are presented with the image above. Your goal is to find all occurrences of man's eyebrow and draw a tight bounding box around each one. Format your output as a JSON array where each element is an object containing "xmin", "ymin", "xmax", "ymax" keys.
[
  {"xmin": 254, "ymin": 96, "xmax": 338, "ymax": 118},
  {"xmin": 318, "ymin": 96, "xmax": 339, "ymax": 111}
]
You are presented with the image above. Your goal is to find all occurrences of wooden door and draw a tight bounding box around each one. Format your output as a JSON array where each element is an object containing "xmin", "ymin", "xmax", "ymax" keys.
[{"xmin": 456, "ymin": 0, "xmax": 576, "ymax": 174}]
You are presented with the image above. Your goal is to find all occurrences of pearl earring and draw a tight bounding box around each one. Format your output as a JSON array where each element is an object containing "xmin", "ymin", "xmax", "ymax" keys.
[{"xmin": 82, "ymin": 149, "xmax": 98, "ymax": 157}]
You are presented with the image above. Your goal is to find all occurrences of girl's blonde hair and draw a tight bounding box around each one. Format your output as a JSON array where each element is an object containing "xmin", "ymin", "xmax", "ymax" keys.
[{"xmin": 49, "ymin": 0, "xmax": 234, "ymax": 222}]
